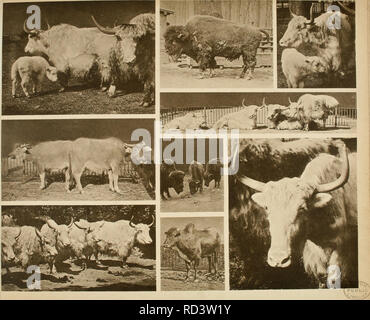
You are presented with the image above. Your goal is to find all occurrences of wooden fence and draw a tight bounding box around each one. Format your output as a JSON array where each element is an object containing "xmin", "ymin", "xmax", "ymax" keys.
[
  {"xmin": 161, "ymin": 245, "xmax": 224, "ymax": 271},
  {"xmin": 161, "ymin": 106, "xmax": 357, "ymax": 129},
  {"xmin": 1, "ymin": 158, "xmax": 137, "ymax": 180}
]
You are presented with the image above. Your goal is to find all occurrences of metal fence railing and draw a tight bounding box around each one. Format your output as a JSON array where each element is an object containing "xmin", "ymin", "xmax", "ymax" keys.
[{"xmin": 161, "ymin": 106, "xmax": 357, "ymax": 129}]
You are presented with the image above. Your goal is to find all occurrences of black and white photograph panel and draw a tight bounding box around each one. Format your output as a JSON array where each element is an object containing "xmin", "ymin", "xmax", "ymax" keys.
[
  {"xmin": 277, "ymin": 1, "xmax": 356, "ymax": 88},
  {"xmin": 229, "ymin": 138, "xmax": 357, "ymax": 289},
  {"xmin": 1, "ymin": 205, "xmax": 156, "ymax": 291},
  {"xmin": 161, "ymin": 92, "xmax": 356, "ymax": 133},
  {"xmin": 160, "ymin": 138, "xmax": 224, "ymax": 213},
  {"xmin": 2, "ymin": 119, "xmax": 155, "ymax": 201},
  {"xmin": 2, "ymin": 1, "xmax": 155, "ymax": 115},
  {"xmin": 160, "ymin": 0, "xmax": 273, "ymax": 88},
  {"xmin": 161, "ymin": 217, "xmax": 224, "ymax": 291}
]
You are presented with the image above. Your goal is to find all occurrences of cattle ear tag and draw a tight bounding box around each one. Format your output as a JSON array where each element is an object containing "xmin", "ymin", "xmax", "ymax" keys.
[
  {"xmin": 311, "ymin": 193, "xmax": 332, "ymax": 208},
  {"xmin": 251, "ymin": 193, "xmax": 265, "ymax": 208}
]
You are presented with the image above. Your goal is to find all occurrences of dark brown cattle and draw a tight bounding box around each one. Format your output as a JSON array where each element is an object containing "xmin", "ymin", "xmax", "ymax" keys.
[
  {"xmin": 204, "ymin": 158, "xmax": 223, "ymax": 188},
  {"xmin": 188, "ymin": 161, "xmax": 204, "ymax": 195}
]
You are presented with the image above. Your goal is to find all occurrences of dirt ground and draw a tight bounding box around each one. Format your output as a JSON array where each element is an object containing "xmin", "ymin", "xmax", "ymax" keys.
[
  {"xmin": 161, "ymin": 62, "xmax": 273, "ymax": 89},
  {"xmin": 2, "ymin": 258, "xmax": 155, "ymax": 291},
  {"xmin": 2, "ymin": 40, "xmax": 154, "ymax": 115},
  {"xmin": 160, "ymin": 175, "xmax": 224, "ymax": 213},
  {"xmin": 161, "ymin": 270, "xmax": 224, "ymax": 291},
  {"xmin": 2, "ymin": 180, "xmax": 153, "ymax": 201}
]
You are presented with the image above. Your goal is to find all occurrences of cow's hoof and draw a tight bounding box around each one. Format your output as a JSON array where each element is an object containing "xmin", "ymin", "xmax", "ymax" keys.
[
  {"xmin": 59, "ymin": 88, "xmax": 66, "ymax": 93},
  {"xmin": 101, "ymin": 87, "xmax": 108, "ymax": 92},
  {"xmin": 142, "ymin": 102, "xmax": 150, "ymax": 107}
]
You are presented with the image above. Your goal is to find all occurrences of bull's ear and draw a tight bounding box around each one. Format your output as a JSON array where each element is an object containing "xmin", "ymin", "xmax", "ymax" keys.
[
  {"xmin": 251, "ymin": 193, "xmax": 266, "ymax": 209},
  {"xmin": 310, "ymin": 193, "xmax": 332, "ymax": 208}
]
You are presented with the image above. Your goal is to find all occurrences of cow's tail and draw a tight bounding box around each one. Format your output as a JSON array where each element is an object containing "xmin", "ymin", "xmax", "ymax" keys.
[
  {"xmin": 259, "ymin": 29, "xmax": 270, "ymax": 41},
  {"xmin": 11, "ymin": 61, "xmax": 19, "ymax": 81},
  {"xmin": 68, "ymin": 152, "xmax": 73, "ymax": 189}
]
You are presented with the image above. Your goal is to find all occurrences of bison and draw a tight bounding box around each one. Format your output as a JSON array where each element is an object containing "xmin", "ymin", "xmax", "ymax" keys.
[
  {"xmin": 237, "ymin": 141, "xmax": 357, "ymax": 288},
  {"xmin": 164, "ymin": 15, "xmax": 270, "ymax": 79},
  {"xmin": 188, "ymin": 161, "xmax": 204, "ymax": 195},
  {"xmin": 160, "ymin": 160, "xmax": 185, "ymax": 200},
  {"xmin": 281, "ymin": 48, "xmax": 327, "ymax": 88},
  {"xmin": 204, "ymin": 158, "xmax": 223, "ymax": 188},
  {"xmin": 163, "ymin": 223, "xmax": 221, "ymax": 281},
  {"xmin": 11, "ymin": 56, "xmax": 58, "ymax": 98}
]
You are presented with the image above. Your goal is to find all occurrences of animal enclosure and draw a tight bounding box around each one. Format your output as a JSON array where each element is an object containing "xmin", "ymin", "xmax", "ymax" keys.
[{"xmin": 161, "ymin": 105, "xmax": 357, "ymax": 129}]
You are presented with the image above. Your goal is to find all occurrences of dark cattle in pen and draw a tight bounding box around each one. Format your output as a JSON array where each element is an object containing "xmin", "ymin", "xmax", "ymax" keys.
[
  {"xmin": 164, "ymin": 15, "xmax": 270, "ymax": 79},
  {"xmin": 204, "ymin": 158, "xmax": 223, "ymax": 188},
  {"xmin": 229, "ymin": 138, "xmax": 344, "ymax": 289},
  {"xmin": 279, "ymin": 4, "xmax": 355, "ymax": 80},
  {"xmin": 237, "ymin": 142, "xmax": 357, "ymax": 288},
  {"xmin": 163, "ymin": 223, "xmax": 221, "ymax": 281},
  {"xmin": 92, "ymin": 13, "xmax": 155, "ymax": 106},
  {"xmin": 188, "ymin": 161, "xmax": 204, "ymax": 195},
  {"xmin": 160, "ymin": 160, "xmax": 185, "ymax": 200}
]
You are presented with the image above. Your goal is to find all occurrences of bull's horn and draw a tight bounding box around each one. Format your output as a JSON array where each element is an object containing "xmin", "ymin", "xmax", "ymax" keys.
[
  {"xmin": 288, "ymin": 97, "xmax": 292, "ymax": 104},
  {"xmin": 316, "ymin": 143, "xmax": 349, "ymax": 193},
  {"xmin": 35, "ymin": 228, "xmax": 43, "ymax": 240},
  {"xmin": 242, "ymin": 98, "xmax": 247, "ymax": 108},
  {"xmin": 288, "ymin": 6, "xmax": 296, "ymax": 17},
  {"xmin": 262, "ymin": 97, "xmax": 267, "ymax": 107},
  {"xmin": 148, "ymin": 215, "xmax": 155, "ymax": 227},
  {"xmin": 305, "ymin": 3, "xmax": 315, "ymax": 25},
  {"xmin": 337, "ymin": 2, "xmax": 355, "ymax": 15},
  {"xmin": 46, "ymin": 219, "xmax": 58, "ymax": 230},
  {"xmin": 237, "ymin": 175, "xmax": 266, "ymax": 192},
  {"xmin": 129, "ymin": 216, "xmax": 136, "ymax": 228},
  {"xmin": 74, "ymin": 221, "xmax": 87, "ymax": 230},
  {"xmin": 91, "ymin": 16, "xmax": 116, "ymax": 35},
  {"xmin": 23, "ymin": 19, "xmax": 38, "ymax": 34},
  {"xmin": 67, "ymin": 217, "xmax": 74, "ymax": 228},
  {"xmin": 15, "ymin": 227, "xmax": 22, "ymax": 240}
]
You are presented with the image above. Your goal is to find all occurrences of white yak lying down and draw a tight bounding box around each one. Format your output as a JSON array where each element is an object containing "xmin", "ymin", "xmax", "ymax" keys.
[{"xmin": 163, "ymin": 112, "xmax": 208, "ymax": 131}]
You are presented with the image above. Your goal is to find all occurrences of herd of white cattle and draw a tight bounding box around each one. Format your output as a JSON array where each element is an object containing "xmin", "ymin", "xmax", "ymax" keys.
[
  {"xmin": 163, "ymin": 94, "xmax": 340, "ymax": 131},
  {"xmin": 1, "ymin": 216, "xmax": 154, "ymax": 275}
]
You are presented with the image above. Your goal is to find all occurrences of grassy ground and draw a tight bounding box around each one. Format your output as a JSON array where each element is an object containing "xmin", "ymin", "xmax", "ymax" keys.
[
  {"xmin": 2, "ymin": 180, "xmax": 153, "ymax": 201},
  {"xmin": 160, "ymin": 175, "xmax": 224, "ymax": 213},
  {"xmin": 2, "ymin": 40, "xmax": 154, "ymax": 115},
  {"xmin": 2, "ymin": 257, "xmax": 155, "ymax": 291},
  {"xmin": 161, "ymin": 270, "xmax": 224, "ymax": 291}
]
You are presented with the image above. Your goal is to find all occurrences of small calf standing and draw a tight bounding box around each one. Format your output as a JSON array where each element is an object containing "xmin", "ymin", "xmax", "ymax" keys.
[
  {"xmin": 281, "ymin": 48, "xmax": 327, "ymax": 88},
  {"xmin": 11, "ymin": 56, "xmax": 58, "ymax": 98}
]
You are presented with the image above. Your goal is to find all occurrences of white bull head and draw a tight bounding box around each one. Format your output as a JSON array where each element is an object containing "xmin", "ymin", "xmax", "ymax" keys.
[
  {"xmin": 237, "ymin": 143, "xmax": 349, "ymax": 268},
  {"xmin": 129, "ymin": 215, "xmax": 154, "ymax": 245}
]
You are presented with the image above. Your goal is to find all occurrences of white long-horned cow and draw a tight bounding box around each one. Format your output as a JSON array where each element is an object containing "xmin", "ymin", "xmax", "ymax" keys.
[
  {"xmin": 279, "ymin": 4, "xmax": 355, "ymax": 78},
  {"xmin": 91, "ymin": 13, "xmax": 155, "ymax": 107},
  {"xmin": 23, "ymin": 21, "xmax": 116, "ymax": 92},
  {"xmin": 2, "ymin": 225, "xmax": 58, "ymax": 274},
  {"xmin": 237, "ymin": 141, "xmax": 357, "ymax": 287},
  {"xmin": 82, "ymin": 216, "xmax": 154, "ymax": 268},
  {"xmin": 163, "ymin": 112, "xmax": 208, "ymax": 131},
  {"xmin": 213, "ymin": 99, "xmax": 262, "ymax": 130}
]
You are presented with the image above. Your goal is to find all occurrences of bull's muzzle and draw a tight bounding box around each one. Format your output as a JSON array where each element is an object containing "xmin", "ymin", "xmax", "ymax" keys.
[{"xmin": 267, "ymin": 249, "xmax": 291, "ymax": 268}]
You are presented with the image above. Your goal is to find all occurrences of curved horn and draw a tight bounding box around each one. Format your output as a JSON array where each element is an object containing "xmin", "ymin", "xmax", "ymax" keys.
[
  {"xmin": 91, "ymin": 15, "xmax": 116, "ymax": 35},
  {"xmin": 288, "ymin": 97, "xmax": 292, "ymax": 104},
  {"xmin": 67, "ymin": 217, "xmax": 74, "ymax": 228},
  {"xmin": 242, "ymin": 98, "xmax": 247, "ymax": 108},
  {"xmin": 129, "ymin": 216, "xmax": 136, "ymax": 228},
  {"xmin": 262, "ymin": 97, "xmax": 267, "ymax": 107},
  {"xmin": 147, "ymin": 215, "xmax": 155, "ymax": 227},
  {"xmin": 23, "ymin": 19, "xmax": 38, "ymax": 34},
  {"xmin": 316, "ymin": 143, "xmax": 349, "ymax": 193},
  {"xmin": 305, "ymin": 3, "xmax": 315, "ymax": 25},
  {"xmin": 14, "ymin": 227, "xmax": 22, "ymax": 240},
  {"xmin": 74, "ymin": 221, "xmax": 88, "ymax": 230},
  {"xmin": 35, "ymin": 228, "xmax": 43, "ymax": 240},
  {"xmin": 237, "ymin": 175, "xmax": 266, "ymax": 192},
  {"xmin": 338, "ymin": 2, "xmax": 355, "ymax": 15}
]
